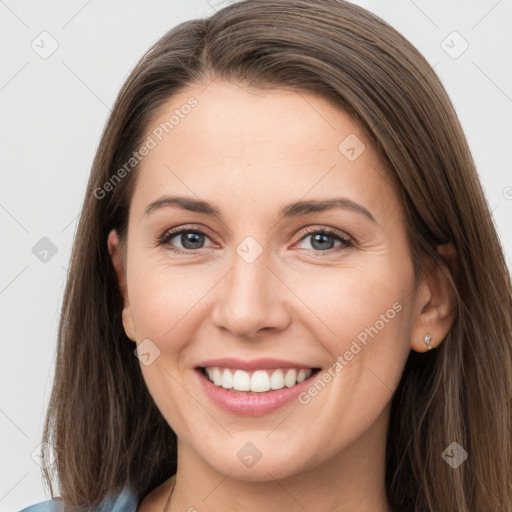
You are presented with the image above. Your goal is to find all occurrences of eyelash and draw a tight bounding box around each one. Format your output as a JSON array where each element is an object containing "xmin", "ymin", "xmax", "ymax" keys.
[{"xmin": 157, "ymin": 225, "xmax": 354, "ymax": 256}]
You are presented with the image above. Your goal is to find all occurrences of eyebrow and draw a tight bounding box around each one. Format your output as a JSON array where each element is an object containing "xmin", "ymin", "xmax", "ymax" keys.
[{"xmin": 144, "ymin": 195, "xmax": 377, "ymax": 223}]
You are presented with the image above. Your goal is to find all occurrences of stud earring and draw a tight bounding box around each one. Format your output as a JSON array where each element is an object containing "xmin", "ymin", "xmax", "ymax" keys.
[{"xmin": 424, "ymin": 334, "xmax": 433, "ymax": 351}]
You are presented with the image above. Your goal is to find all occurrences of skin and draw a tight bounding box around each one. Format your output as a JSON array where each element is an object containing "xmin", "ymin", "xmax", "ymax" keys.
[{"xmin": 108, "ymin": 79, "xmax": 456, "ymax": 512}]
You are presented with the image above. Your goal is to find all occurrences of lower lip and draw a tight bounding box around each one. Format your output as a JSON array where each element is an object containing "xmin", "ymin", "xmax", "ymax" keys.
[{"xmin": 195, "ymin": 368, "xmax": 320, "ymax": 416}]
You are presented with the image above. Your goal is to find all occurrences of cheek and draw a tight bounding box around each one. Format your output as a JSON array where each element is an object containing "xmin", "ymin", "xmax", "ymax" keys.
[
  {"xmin": 293, "ymin": 259, "xmax": 410, "ymax": 341},
  {"xmin": 128, "ymin": 248, "xmax": 413, "ymax": 348},
  {"xmin": 291, "ymin": 267, "xmax": 412, "ymax": 450},
  {"xmin": 127, "ymin": 258, "xmax": 214, "ymax": 341},
  {"xmin": 290, "ymin": 256, "xmax": 413, "ymax": 398}
]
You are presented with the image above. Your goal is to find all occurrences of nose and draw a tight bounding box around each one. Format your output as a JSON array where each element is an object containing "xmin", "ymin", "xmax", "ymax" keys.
[{"xmin": 210, "ymin": 247, "xmax": 292, "ymax": 339}]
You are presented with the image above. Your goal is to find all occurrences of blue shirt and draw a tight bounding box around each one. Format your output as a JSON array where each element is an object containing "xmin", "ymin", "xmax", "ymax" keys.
[
  {"xmin": 20, "ymin": 485, "xmax": 415, "ymax": 511},
  {"xmin": 19, "ymin": 486, "xmax": 139, "ymax": 512}
]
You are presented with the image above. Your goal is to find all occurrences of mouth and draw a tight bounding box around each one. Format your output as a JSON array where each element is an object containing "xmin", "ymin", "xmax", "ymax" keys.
[
  {"xmin": 194, "ymin": 365, "xmax": 322, "ymax": 416},
  {"xmin": 195, "ymin": 366, "xmax": 322, "ymax": 394}
]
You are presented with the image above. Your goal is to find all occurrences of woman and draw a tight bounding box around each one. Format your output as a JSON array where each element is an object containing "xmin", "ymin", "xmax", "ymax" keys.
[{"xmin": 20, "ymin": 0, "xmax": 512, "ymax": 511}]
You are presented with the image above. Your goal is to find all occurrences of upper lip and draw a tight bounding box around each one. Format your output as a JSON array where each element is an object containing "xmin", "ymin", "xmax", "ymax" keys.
[{"xmin": 195, "ymin": 357, "xmax": 319, "ymax": 371}]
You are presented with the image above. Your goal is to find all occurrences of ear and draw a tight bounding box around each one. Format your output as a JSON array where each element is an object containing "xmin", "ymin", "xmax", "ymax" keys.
[
  {"xmin": 410, "ymin": 243, "xmax": 458, "ymax": 352},
  {"xmin": 107, "ymin": 229, "xmax": 136, "ymax": 342}
]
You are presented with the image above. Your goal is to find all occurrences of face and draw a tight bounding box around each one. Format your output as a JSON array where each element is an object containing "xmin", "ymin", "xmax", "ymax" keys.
[{"xmin": 108, "ymin": 79, "xmax": 426, "ymax": 482}]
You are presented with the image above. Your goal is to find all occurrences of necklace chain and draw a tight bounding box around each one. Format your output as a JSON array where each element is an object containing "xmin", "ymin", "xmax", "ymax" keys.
[{"xmin": 163, "ymin": 475, "xmax": 177, "ymax": 512}]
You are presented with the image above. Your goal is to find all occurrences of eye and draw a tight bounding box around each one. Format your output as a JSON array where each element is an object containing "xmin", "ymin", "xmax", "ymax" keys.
[
  {"xmin": 295, "ymin": 227, "xmax": 353, "ymax": 253},
  {"xmin": 158, "ymin": 225, "xmax": 353, "ymax": 255},
  {"xmin": 158, "ymin": 227, "xmax": 214, "ymax": 254}
]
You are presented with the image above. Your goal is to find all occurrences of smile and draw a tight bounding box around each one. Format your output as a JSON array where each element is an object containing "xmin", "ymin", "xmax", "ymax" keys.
[
  {"xmin": 195, "ymin": 366, "xmax": 322, "ymax": 416},
  {"xmin": 201, "ymin": 367, "xmax": 319, "ymax": 393}
]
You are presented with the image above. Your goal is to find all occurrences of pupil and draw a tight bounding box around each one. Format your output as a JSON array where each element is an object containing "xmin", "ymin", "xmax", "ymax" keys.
[
  {"xmin": 182, "ymin": 232, "xmax": 203, "ymax": 249},
  {"xmin": 312, "ymin": 233, "xmax": 334, "ymax": 250}
]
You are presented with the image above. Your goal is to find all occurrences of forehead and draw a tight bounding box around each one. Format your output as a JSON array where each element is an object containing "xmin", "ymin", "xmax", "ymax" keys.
[
  {"xmin": 129, "ymin": 79, "xmax": 397, "ymax": 221},
  {"xmin": 146, "ymin": 80, "xmax": 370, "ymax": 160}
]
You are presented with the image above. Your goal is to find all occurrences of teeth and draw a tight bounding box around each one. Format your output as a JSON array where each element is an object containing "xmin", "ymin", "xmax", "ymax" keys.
[
  {"xmin": 284, "ymin": 369, "xmax": 297, "ymax": 387},
  {"xmin": 233, "ymin": 370, "xmax": 251, "ymax": 391},
  {"xmin": 250, "ymin": 370, "xmax": 270, "ymax": 392},
  {"xmin": 221, "ymin": 368, "xmax": 233, "ymax": 389},
  {"xmin": 297, "ymin": 369, "xmax": 309, "ymax": 383},
  {"xmin": 270, "ymin": 369, "xmax": 285, "ymax": 390},
  {"xmin": 203, "ymin": 367, "xmax": 314, "ymax": 392}
]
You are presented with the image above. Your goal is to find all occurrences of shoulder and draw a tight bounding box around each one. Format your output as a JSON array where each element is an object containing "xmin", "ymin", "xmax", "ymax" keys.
[{"xmin": 19, "ymin": 486, "xmax": 139, "ymax": 512}]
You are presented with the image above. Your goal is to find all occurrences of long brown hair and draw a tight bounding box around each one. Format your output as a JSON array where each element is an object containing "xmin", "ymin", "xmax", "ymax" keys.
[{"xmin": 40, "ymin": 1, "xmax": 512, "ymax": 510}]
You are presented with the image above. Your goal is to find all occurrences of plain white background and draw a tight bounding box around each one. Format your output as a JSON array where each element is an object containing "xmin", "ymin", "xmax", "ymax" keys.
[{"xmin": 1, "ymin": 0, "xmax": 511, "ymax": 510}]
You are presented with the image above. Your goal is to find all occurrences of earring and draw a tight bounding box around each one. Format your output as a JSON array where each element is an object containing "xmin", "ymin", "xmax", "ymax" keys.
[{"xmin": 424, "ymin": 334, "xmax": 433, "ymax": 351}]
